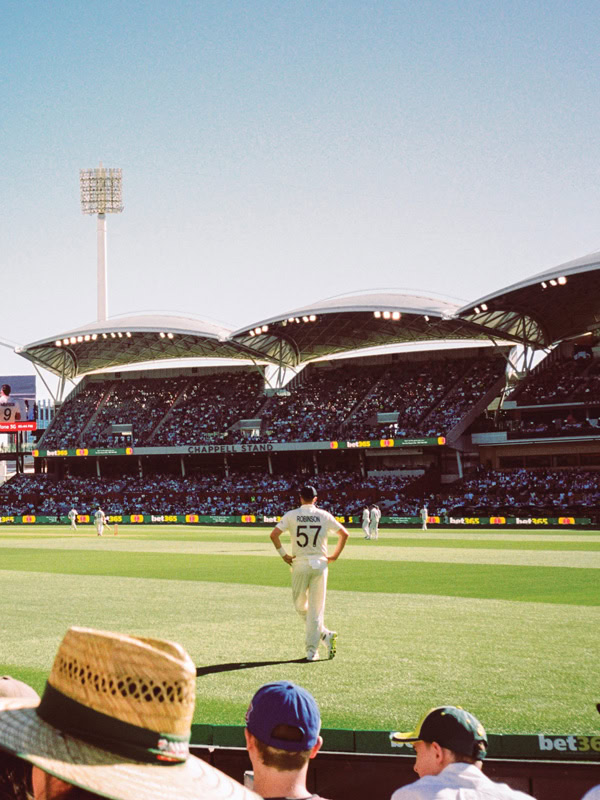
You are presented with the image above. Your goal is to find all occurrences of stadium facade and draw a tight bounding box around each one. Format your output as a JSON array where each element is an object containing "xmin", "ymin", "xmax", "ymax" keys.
[{"xmin": 3, "ymin": 251, "xmax": 600, "ymax": 527}]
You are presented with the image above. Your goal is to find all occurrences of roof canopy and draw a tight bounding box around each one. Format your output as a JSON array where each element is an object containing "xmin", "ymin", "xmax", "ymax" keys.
[
  {"xmin": 230, "ymin": 292, "xmax": 496, "ymax": 366},
  {"xmin": 13, "ymin": 252, "xmax": 600, "ymax": 378},
  {"xmin": 457, "ymin": 251, "xmax": 600, "ymax": 347},
  {"xmin": 15, "ymin": 314, "xmax": 260, "ymax": 379}
]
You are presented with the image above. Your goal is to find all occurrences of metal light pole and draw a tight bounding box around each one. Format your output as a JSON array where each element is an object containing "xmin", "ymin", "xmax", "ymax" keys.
[{"xmin": 80, "ymin": 164, "xmax": 123, "ymax": 321}]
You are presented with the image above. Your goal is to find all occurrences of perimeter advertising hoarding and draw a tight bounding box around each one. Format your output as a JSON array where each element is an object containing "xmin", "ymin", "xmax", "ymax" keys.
[{"xmin": 0, "ymin": 376, "xmax": 36, "ymax": 432}]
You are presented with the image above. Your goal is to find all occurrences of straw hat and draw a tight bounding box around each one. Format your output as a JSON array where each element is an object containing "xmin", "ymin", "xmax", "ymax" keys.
[{"xmin": 0, "ymin": 627, "xmax": 259, "ymax": 800}]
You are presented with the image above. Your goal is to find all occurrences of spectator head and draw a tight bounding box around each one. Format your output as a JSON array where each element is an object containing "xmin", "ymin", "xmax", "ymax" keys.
[
  {"xmin": 245, "ymin": 681, "xmax": 322, "ymax": 772},
  {"xmin": 391, "ymin": 706, "xmax": 487, "ymax": 778},
  {"xmin": 0, "ymin": 626, "xmax": 257, "ymax": 800},
  {"xmin": 299, "ymin": 486, "xmax": 317, "ymax": 503}
]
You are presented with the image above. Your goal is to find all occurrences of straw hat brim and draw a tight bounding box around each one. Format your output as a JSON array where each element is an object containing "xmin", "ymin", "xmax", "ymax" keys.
[{"xmin": 0, "ymin": 701, "xmax": 256, "ymax": 800}]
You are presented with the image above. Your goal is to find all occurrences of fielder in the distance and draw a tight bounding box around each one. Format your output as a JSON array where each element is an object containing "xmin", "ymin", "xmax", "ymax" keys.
[
  {"xmin": 420, "ymin": 505, "xmax": 428, "ymax": 531},
  {"xmin": 270, "ymin": 485, "xmax": 349, "ymax": 662},
  {"xmin": 67, "ymin": 508, "xmax": 78, "ymax": 530},
  {"xmin": 369, "ymin": 504, "xmax": 381, "ymax": 540},
  {"xmin": 94, "ymin": 507, "xmax": 106, "ymax": 536},
  {"xmin": 362, "ymin": 506, "xmax": 370, "ymax": 539}
]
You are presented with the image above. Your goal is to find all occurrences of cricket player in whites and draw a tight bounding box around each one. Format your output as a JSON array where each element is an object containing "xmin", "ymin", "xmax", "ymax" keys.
[
  {"xmin": 270, "ymin": 485, "xmax": 349, "ymax": 661},
  {"xmin": 94, "ymin": 507, "xmax": 106, "ymax": 536},
  {"xmin": 369, "ymin": 504, "xmax": 381, "ymax": 540},
  {"xmin": 68, "ymin": 508, "xmax": 78, "ymax": 530},
  {"xmin": 362, "ymin": 506, "xmax": 371, "ymax": 539},
  {"xmin": 421, "ymin": 504, "xmax": 429, "ymax": 531}
]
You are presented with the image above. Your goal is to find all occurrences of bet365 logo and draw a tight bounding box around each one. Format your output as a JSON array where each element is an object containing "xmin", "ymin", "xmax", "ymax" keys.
[{"xmin": 538, "ymin": 735, "xmax": 600, "ymax": 753}]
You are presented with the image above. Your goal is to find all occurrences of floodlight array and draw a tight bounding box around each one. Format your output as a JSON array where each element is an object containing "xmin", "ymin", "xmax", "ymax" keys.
[
  {"xmin": 80, "ymin": 167, "xmax": 124, "ymax": 215},
  {"xmin": 55, "ymin": 331, "xmax": 133, "ymax": 347},
  {"xmin": 249, "ymin": 325, "xmax": 270, "ymax": 337},
  {"xmin": 373, "ymin": 310, "xmax": 402, "ymax": 320},
  {"xmin": 280, "ymin": 315, "xmax": 317, "ymax": 328},
  {"xmin": 541, "ymin": 276, "xmax": 567, "ymax": 289},
  {"xmin": 473, "ymin": 303, "xmax": 489, "ymax": 314}
]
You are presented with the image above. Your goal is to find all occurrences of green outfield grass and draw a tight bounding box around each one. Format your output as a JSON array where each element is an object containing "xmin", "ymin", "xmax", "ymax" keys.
[{"xmin": 1, "ymin": 525, "xmax": 598, "ymax": 736}]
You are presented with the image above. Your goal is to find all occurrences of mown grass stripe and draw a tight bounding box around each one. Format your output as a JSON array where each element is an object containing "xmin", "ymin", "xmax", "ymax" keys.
[
  {"xmin": 4, "ymin": 533, "xmax": 600, "ymax": 552},
  {"xmin": 0, "ymin": 548, "xmax": 596, "ymax": 605}
]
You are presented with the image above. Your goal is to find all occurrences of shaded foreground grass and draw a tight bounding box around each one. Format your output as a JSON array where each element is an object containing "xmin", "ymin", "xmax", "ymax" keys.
[{"xmin": 0, "ymin": 547, "xmax": 597, "ymax": 604}]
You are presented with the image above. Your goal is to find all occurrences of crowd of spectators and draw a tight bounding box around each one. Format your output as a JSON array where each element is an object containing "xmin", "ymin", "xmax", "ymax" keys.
[
  {"xmin": 40, "ymin": 357, "xmax": 507, "ymax": 450},
  {"xmin": 420, "ymin": 467, "xmax": 600, "ymax": 517},
  {"xmin": 40, "ymin": 373, "xmax": 265, "ymax": 450},
  {"xmin": 507, "ymin": 416, "xmax": 599, "ymax": 439},
  {"xmin": 150, "ymin": 372, "xmax": 265, "ymax": 446},
  {"xmin": 342, "ymin": 360, "xmax": 460, "ymax": 440},
  {"xmin": 510, "ymin": 357, "xmax": 600, "ymax": 406},
  {"xmin": 258, "ymin": 364, "xmax": 384, "ymax": 442},
  {"xmin": 5, "ymin": 466, "xmax": 598, "ymax": 518},
  {"xmin": 0, "ymin": 469, "xmax": 418, "ymax": 518},
  {"xmin": 82, "ymin": 377, "xmax": 188, "ymax": 448},
  {"xmin": 344, "ymin": 357, "xmax": 505, "ymax": 441},
  {"xmin": 41, "ymin": 384, "xmax": 107, "ymax": 449}
]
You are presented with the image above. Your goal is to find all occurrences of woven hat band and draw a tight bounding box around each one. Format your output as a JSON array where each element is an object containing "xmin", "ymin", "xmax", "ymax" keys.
[{"xmin": 37, "ymin": 683, "xmax": 190, "ymax": 764}]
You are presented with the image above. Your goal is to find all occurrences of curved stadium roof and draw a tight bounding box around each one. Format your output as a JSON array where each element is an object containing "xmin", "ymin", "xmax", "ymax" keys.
[
  {"xmin": 229, "ymin": 292, "xmax": 496, "ymax": 366},
  {"xmin": 13, "ymin": 251, "xmax": 600, "ymax": 378},
  {"xmin": 15, "ymin": 314, "xmax": 262, "ymax": 379},
  {"xmin": 457, "ymin": 251, "xmax": 600, "ymax": 347}
]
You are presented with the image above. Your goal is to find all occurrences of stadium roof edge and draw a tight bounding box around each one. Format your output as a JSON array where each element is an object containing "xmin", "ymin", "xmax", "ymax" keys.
[
  {"xmin": 457, "ymin": 250, "xmax": 600, "ymax": 347},
  {"xmin": 15, "ymin": 313, "xmax": 271, "ymax": 380}
]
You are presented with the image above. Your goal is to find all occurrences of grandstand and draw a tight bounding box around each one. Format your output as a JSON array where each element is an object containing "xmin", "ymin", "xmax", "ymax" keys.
[{"xmin": 2, "ymin": 251, "xmax": 600, "ymax": 526}]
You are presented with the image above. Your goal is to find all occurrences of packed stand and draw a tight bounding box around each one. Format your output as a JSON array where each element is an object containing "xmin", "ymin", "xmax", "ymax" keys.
[
  {"xmin": 425, "ymin": 467, "xmax": 600, "ymax": 518},
  {"xmin": 510, "ymin": 357, "xmax": 597, "ymax": 406},
  {"xmin": 0, "ymin": 470, "xmax": 418, "ymax": 518},
  {"xmin": 257, "ymin": 364, "xmax": 384, "ymax": 442},
  {"xmin": 150, "ymin": 372, "xmax": 265, "ymax": 445},
  {"xmin": 419, "ymin": 356, "xmax": 505, "ymax": 434},
  {"xmin": 475, "ymin": 411, "xmax": 600, "ymax": 439},
  {"xmin": 344, "ymin": 357, "xmax": 504, "ymax": 440},
  {"xmin": 40, "ymin": 384, "xmax": 106, "ymax": 449},
  {"xmin": 344, "ymin": 360, "xmax": 467, "ymax": 440},
  {"xmin": 81, "ymin": 377, "xmax": 188, "ymax": 448}
]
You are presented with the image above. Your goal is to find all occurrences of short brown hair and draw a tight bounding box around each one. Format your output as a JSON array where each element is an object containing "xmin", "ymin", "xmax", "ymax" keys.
[{"xmin": 252, "ymin": 725, "xmax": 311, "ymax": 772}]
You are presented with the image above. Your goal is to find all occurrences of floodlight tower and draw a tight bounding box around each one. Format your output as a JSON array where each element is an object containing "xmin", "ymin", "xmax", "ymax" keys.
[{"xmin": 80, "ymin": 163, "xmax": 123, "ymax": 321}]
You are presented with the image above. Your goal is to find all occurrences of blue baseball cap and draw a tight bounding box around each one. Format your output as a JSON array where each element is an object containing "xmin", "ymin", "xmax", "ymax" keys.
[{"xmin": 246, "ymin": 681, "xmax": 321, "ymax": 752}]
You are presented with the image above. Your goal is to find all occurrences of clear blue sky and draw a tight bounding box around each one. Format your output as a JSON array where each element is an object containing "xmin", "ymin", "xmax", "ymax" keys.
[{"xmin": 2, "ymin": 0, "xmax": 600, "ymax": 389}]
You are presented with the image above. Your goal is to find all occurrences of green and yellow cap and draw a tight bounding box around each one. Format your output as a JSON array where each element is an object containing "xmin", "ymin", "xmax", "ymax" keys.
[{"xmin": 390, "ymin": 706, "xmax": 488, "ymax": 760}]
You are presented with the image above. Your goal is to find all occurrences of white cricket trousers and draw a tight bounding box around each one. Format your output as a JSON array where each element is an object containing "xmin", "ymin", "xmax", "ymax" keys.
[
  {"xmin": 291, "ymin": 557, "xmax": 328, "ymax": 653},
  {"xmin": 96, "ymin": 523, "xmax": 104, "ymax": 536}
]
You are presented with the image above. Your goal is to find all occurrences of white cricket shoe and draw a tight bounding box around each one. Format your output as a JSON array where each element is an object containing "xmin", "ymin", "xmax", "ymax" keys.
[
  {"xmin": 321, "ymin": 630, "xmax": 338, "ymax": 660},
  {"xmin": 306, "ymin": 649, "xmax": 319, "ymax": 662}
]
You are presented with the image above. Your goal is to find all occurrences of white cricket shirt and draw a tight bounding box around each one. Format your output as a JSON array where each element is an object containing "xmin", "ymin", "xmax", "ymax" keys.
[
  {"xmin": 277, "ymin": 503, "xmax": 342, "ymax": 559},
  {"xmin": 390, "ymin": 763, "xmax": 534, "ymax": 799},
  {"xmin": 0, "ymin": 397, "xmax": 25, "ymax": 423}
]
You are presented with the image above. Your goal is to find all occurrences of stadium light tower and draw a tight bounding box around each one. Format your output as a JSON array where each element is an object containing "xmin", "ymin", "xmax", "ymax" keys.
[{"xmin": 80, "ymin": 163, "xmax": 123, "ymax": 321}]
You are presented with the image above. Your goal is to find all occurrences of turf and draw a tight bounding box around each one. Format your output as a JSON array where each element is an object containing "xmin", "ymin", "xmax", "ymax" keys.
[
  {"xmin": 1, "ymin": 526, "xmax": 599, "ymax": 735},
  {"xmin": 0, "ymin": 546, "xmax": 597, "ymax": 605}
]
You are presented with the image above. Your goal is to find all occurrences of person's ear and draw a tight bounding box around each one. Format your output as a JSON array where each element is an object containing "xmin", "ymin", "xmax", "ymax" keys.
[
  {"xmin": 309, "ymin": 735, "xmax": 323, "ymax": 759},
  {"xmin": 431, "ymin": 741, "xmax": 446, "ymax": 766}
]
